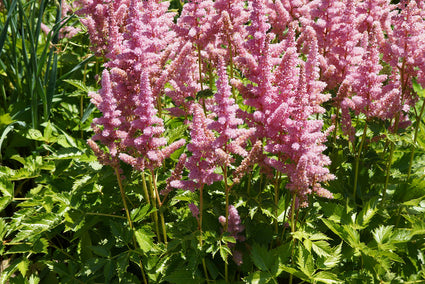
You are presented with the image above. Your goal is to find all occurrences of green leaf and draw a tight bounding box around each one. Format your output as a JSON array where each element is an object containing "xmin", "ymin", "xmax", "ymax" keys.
[
  {"xmin": 163, "ymin": 268, "xmax": 201, "ymax": 284},
  {"xmin": 0, "ymin": 196, "xmax": 11, "ymax": 211},
  {"xmin": 104, "ymin": 259, "xmax": 114, "ymax": 283},
  {"xmin": 311, "ymin": 240, "xmax": 332, "ymax": 258},
  {"xmin": 372, "ymin": 225, "xmax": 394, "ymax": 245},
  {"xmin": 25, "ymin": 129, "xmax": 44, "ymax": 141},
  {"xmin": 244, "ymin": 271, "xmax": 272, "ymax": 284},
  {"xmin": 312, "ymin": 271, "xmax": 341, "ymax": 284},
  {"xmin": 317, "ymin": 243, "xmax": 342, "ymax": 270},
  {"xmin": 32, "ymin": 238, "xmax": 48, "ymax": 254},
  {"xmin": 297, "ymin": 245, "xmax": 315, "ymax": 278},
  {"xmin": 219, "ymin": 244, "xmax": 232, "ymax": 263},
  {"xmin": 89, "ymin": 246, "xmax": 110, "ymax": 258},
  {"xmin": 412, "ymin": 78, "xmax": 425, "ymax": 98},
  {"xmin": 0, "ymin": 177, "xmax": 13, "ymax": 197},
  {"xmin": 356, "ymin": 200, "xmax": 378, "ymax": 229},
  {"xmin": 13, "ymin": 213, "xmax": 59, "ymax": 242},
  {"xmin": 0, "ymin": 112, "xmax": 13, "ymax": 127},
  {"xmin": 134, "ymin": 228, "xmax": 154, "ymax": 253},
  {"xmin": 17, "ymin": 258, "xmax": 29, "ymax": 277},
  {"xmin": 28, "ymin": 274, "xmax": 40, "ymax": 284},
  {"xmin": 131, "ymin": 204, "xmax": 151, "ymax": 223},
  {"xmin": 251, "ymin": 244, "xmax": 274, "ymax": 271},
  {"xmin": 6, "ymin": 243, "xmax": 32, "ymax": 254},
  {"xmin": 42, "ymin": 121, "xmax": 57, "ymax": 143},
  {"xmin": 63, "ymin": 79, "xmax": 96, "ymax": 93},
  {"xmin": 222, "ymin": 234, "xmax": 236, "ymax": 244}
]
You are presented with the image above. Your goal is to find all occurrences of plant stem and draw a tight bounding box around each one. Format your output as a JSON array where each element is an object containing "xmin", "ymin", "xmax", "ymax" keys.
[
  {"xmin": 383, "ymin": 59, "xmax": 407, "ymax": 203},
  {"xmin": 289, "ymin": 194, "xmax": 297, "ymax": 284},
  {"xmin": 114, "ymin": 167, "xmax": 133, "ymax": 230},
  {"xmin": 383, "ymin": 114, "xmax": 401, "ymax": 204},
  {"xmin": 85, "ymin": 212, "xmax": 127, "ymax": 219},
  {"xmin": 150, "ymin": 169, "xmax": 167, "ymax": 244},
  {"xmin": 274, "ymin": 172, "xmax": 281, "ymax": 235},
  {"xmin": 227, "ymin": 39, "xmax": 236, "ymax": 101},
  {"xmin": 141, "ymin": 172, "xmax": 151, "ymax": 205},
  {"xmin": 223, "ymin": 166, "xmax": 230, "ymax": 283},
  {"xmin": 353, "ymin": 122, "xmax": 368, "ymax": 199},
  {"xmin": 197, "ymin": 44, "xmax": 204, "ymax": 92},
  {"xmin": 114, "ymin": 167, "xmax": 147, "ymax": 284},
  {"xmin": 407, "ymin": 98, "xmax": 425, "ymax": 180},
  {"xmin": 199, "ymin": 183, "xmax": 210, "ymax": 281},
  {"xmin": 148, "ymin": 172, "xmax": 161, "ymax": 243}
]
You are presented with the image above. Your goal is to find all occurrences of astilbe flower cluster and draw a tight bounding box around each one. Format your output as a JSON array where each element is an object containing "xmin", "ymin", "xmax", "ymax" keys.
[
  {"xmin": 231, "ymin": 0, "xmax": 334, "ymax": 203},
  {"xmin": 77, "ymin": 0, "xmax": 425, "ymax": 220},
  {"xmin": 80, "ymin": 0, "xmax": 185, "ymax": 171},
  {"xmin": 295, "ymin": 0, "xmax": 424, "ymax": 138}
]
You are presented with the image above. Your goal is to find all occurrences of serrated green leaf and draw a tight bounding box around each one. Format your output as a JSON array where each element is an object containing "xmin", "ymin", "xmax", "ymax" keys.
[
  {"xmin": 5, "ymin": 243, "xmax": 32, "ymax": 254},
  {"xmin": 0, "ymin": 196, "xmax": 11, "ymax": 211},
  {"xmin": 372, "ymin": 225, "xmax": 394, "ymax": 245},
  {"xmin": 17, "ymin": 258, "xmax": 29, "ymax": 277},
  {"xmin": 402, "ymin": 195, "xmax": 425, "ymax": 206},
  {"xmin": 391, "ymin": 229, "xmax": 412, "ymax": 243},
  {"xmin": 0, "ymin": 177, "xmax": 13, "ymax": 197},
  {"xmin": 63, "ymin": 79, "xmax": 95, "ymax": 93},
  {"xmin": 82, "ymin": 258, "xmax": 107, "ymax": 276},
  {"xmin": 134, "ymin": 228, "xmax": 154, "ymax": 253},
  {"xmin": 28, "ymin": 274, "xmax": 40, "ymax": 284},
  {"xmin": 32, "ymin": 238, "xmax": 48, "ymax": 254},
  {"xmin": 356, "ymin": 201, "xmax": 378, "ymax": 229},
  {"xmin": 312, "ymin": 240, "xmax": 332, "ymax": 258},
  {"xmin": 25, "ymin": 129, "xmax": 44, "ymax": 141},
  {"xmin": 222, "ymin": 235, "xmax": 236, "ymax": 244},
  {"xmin": 251, "ymin": 244, "xmax": 274, "ymax": 271},
  {"xmin": 46, "ymin": 147, "xmax": 84, "ymax": 160},
  {"xmin": 165, "ymin": 124, "xmax": 188, "ymax": 144},
  {"xmin": 13, "ymin": 213, "xmax": 59, "ymax": 242},
  {"xmin": 244, "ymin": 271, "xmax": 272, "ymax": 284},
  {"xmin": 312, "ymin": 271, "xmax": 342, "ymax": 284},
  {"xmin": 219, "ymin": 244, "xmax": 232, "ymax": 263},
  {"xmin": 104, "ymin": 259, "xmax": 114, "ymax": 282},
  {"xmin": 89, "ymin": 246, "xmax": 109, "ymax": 258},
  {"xmin": 131, "ymin": 204, "xmax": 151, "ymax": 223},
  {"xmin": 42, "ymin": 121, "xmax": 57, "ymax": 143},
  {"xmin": 297, "ymin": 245, "xmax": 315, "ymax": 278},
  {"xmin": 317, "ymin": 242, "xmax": 342, "ymax": 270}
]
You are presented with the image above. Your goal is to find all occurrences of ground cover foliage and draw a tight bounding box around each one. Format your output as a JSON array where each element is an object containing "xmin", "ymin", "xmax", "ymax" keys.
[{"xmin": 1, "ymin": 0, "xmax": 425, "ymax": 283}]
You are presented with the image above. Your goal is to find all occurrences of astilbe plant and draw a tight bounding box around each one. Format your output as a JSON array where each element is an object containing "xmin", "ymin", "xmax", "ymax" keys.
[
  {"xmin": 75, "ymin": 0, "xmax": 425, "ymax": 282},
  {"xmin": 233, "ymin": 0, "xmax": 334, "ymax": 204}
]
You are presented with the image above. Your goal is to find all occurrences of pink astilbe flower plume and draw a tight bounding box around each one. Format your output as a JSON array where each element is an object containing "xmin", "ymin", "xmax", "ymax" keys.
[
  {"xmin": 209, "ymin": 58, "xmax": 252, "ymax": 156},
  {"xmin": 88, "ymin": 70, "xmax": 123, "ymax": 162},
  {"xmin": 171, "ymin": 104, "xmax": 222, "ymax": 192},
  {"xmin": 118, "ymin": 71, "xmax": 185, "ymax": 171},
  {"xmin": 175, "ymin": 0, "xmax": 217, "ymax": 49},
  {"xmin": 384, "ymin": 0, "xmax": 425, "ymax": 99},
  {"xmin": 233, "ymin": 1, "xmax": 334, "ymax": 202},
  {"xmin": 76, "ymin": 0, "xmax": 129, "ymax": 56},
  {"xmin": 301, "ymin": 0, "xmax": 363, "ymax": 90},
  {"xmin": 344, "ymin": 25, "xmax": 388, "ymax": 119}
]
